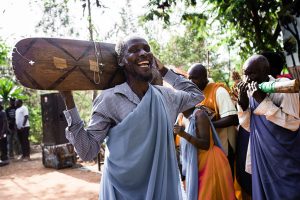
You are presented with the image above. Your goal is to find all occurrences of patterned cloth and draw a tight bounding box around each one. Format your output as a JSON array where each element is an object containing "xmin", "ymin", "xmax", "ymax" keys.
[{"xmin": 182, "ymin": 109, "xmax": 235, "ymax": 200}]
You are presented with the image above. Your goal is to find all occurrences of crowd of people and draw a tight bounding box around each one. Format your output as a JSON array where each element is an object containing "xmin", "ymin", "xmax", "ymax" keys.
[
  {"xmin": 59, "ymin": 35, "xmax": 300, "ymax": 200},
  {"xmin": 0, "ymin": 98, "xmax": 30, "ymax": 166},
  {"xmin": 1, "ymin": 35, "xmax": 298, "ymax": 200}
]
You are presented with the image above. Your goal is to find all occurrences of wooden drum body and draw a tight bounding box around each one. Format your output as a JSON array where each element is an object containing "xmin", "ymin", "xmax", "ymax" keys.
[{"xmin": 12, "ymin": 38, "xmax": 126, "ymax": 90}]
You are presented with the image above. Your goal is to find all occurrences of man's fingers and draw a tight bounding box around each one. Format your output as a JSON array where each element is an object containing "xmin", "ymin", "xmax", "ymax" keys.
[
  {"xmin": 173, "ymin": 124, "xmax": 183, "ymax": 134},
  {"xmin": 236, "ymin": 81, "xmax": 243, "ymax": 88},
  {"xmin": 153, "ymin": 56, "xmax": 164, "ymax": 70},
  {"xmin": 248, "ymin": 81, "xmax": 259, "ymax": 96},
  {"xmin": 237, "ymin": 82, "xmax": 249, "ymax": 93}
]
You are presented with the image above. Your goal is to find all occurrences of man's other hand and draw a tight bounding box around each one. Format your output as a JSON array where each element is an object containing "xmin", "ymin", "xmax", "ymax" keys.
[{"xmin": 59, "ymin": 91, "xmax": 75, "ymax": 110}]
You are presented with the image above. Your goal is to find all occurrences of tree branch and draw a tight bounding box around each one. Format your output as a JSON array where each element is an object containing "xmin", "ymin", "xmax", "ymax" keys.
[
  {"xmin": 247, "ymin": 0, "xmax": 263, "ymax": 46},
  {"xmin": 271, "ymin": 22, "xmax": 281, "ymax": 44}
]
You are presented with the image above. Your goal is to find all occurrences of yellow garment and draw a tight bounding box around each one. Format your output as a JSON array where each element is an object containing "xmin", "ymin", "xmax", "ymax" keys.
[
  {"xmin": 234, "ymin": 163, "xmax": 243, "ymax": 200},
  {"xmin": 175, "ymin": 113, "xmax": 184, "ymax": 146},
  {"xmin": 198, "ymin": 82, "xmax": 230, "ymax": 119},
  {"xmin": 198, "ymin": 82, "xmax": 237, "ymax": 155},
  {"xmin": 197, "ymin": 128, "xmax": 235, "ymax": 200},
  {"xmin": 175, "ymin": 135, "xmax": 180, "ymax": 146}
]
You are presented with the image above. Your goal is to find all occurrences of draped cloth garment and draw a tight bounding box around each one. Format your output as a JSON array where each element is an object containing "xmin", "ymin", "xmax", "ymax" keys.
[
  {"xmin": 99, "ymin": 85, "xmax": 182, "ymax": 200},
  {"xmin": 250, "ymin": 97, "xmax": 300, "ymax": 200},
  {"xmin": 235, "ymin": 126, "xmax": 252, "ymax": 196},
  {"xmin": 198, "ymin": 82, "xmax": 237, "ymax": 156},
  {"xmin": 182, "ymin": 109, "xmax": 234, "ymax": 200}
]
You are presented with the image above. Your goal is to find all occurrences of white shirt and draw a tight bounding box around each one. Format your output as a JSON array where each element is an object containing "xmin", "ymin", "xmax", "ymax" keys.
[
  {"xmin": 215, "ymin": 87, "xmax": 238, "ymax": 155},
  {"xmin": 238, "ymin": 76, "xmax": 299, "ymax": 132},
  {"xmin": 16, "ymin": 105, "xmax": 29, "ymax": 129},
  {"xmin": 237, "ymin": 76, "xmax": 300, "ymax": 173}
]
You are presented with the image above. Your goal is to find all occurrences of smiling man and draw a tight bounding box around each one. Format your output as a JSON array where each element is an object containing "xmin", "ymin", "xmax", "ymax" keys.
[{"xmin": 60, "ymin": 35, "xmax": 204, "ymax": 200}]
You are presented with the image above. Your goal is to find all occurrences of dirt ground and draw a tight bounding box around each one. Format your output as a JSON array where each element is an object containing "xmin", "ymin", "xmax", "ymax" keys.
[{"xmin": 0, "ymin": 145, "xmax": 101, "ymax": 200}]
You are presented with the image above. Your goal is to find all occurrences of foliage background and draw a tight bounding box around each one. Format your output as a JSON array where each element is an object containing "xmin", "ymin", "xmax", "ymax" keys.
[{"xmin": 1, "ymin": 0, "xmax": 299, "ymax": 143}]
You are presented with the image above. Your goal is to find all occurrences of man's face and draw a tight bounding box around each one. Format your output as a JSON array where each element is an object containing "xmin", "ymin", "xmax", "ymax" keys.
[
  {"xmin": 188, "ymin": 74, "xmax": 208, "ymax": 90},
  {"xmin": 10, "ymin": 100, "xmax": 15, "ymax": 107},
  {"xmin": 121, "ymin": 37, "xmax": 154, "ymax": 82},
  {"xmin": 243, "ymin": 62, "xmax": 264, "ymax": 84},
  {"xmin": 188, "ymin": 68, "xmax": 208, "ymax": 90},
  {"xmin": 15, "ymin": 100, "xmax": 21, "ymax": 108}
]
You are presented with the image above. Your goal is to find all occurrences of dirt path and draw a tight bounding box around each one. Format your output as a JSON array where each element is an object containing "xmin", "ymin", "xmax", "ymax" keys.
[{"xmin": 0, "ymin": 146, "xmax": 101, "ymax": 200}]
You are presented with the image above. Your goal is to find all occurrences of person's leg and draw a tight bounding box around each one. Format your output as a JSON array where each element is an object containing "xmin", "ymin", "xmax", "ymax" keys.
[
  {"xmin": 0, "ymin": 137, "xmax": 9, "ymax": 164},
  {"xmin": 7, "ymin": 129, "xmax": 14, "ymax": 157},
  {"xmin": 22, "ymin": 127, "xmax": 30, "ymax": 159},
  {"xmin": 0, "ymin": 137, "xmax": 4, "ymax": 160},
  {"xmin": 227, "ymin": 142, "xmax": 235, "ymax": 178},
  {"xmin": 13, "ymin": 128, "xmax": 22, "ymax": 156},
  {"xmin": 17, "ymin": 129, "xmax": 26, "ymax": 158}
]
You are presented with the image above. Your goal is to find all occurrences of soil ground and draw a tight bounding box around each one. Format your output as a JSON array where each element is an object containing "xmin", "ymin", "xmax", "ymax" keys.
[{"xmin": 0, "ymin": 145, "xmax": 101, "ymax": 200}]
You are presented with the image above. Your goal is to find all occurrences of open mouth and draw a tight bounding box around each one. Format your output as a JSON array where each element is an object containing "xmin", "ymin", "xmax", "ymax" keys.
[{"xmin": 138, "ymin": 60, "xmax": 150, "ymax": 68}]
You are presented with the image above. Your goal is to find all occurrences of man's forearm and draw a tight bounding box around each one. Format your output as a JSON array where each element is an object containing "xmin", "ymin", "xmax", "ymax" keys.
[
  {"xmin": 213, "ymin": 115, "xmax": 239, "ymax": 128},
  {"xmin": 178, "ymin": 130, "xmax": 209, "ymax": 150},
  {"xmin": 64, "ymin": 108, "xmax": 104, "ymax": 161},
  {"xmin": 66, "ymin": 121, "xmax": 102, "ymax": 161},
  {"xmin": 23, "ymin": 115, "xmax": 28, "ymax": 126},
  {"xmin": 254, "ymin": 97, "xmax": 300, "ymax": 131},
  {"xmin": 159, "ymin": 67, "xmax": 168, "ymax": 77},
  {"xmin": 155, "ymin": 57, "xmax": 168, "ymax": 77},
  {"xmin": 60, "ymin": 91, "xmax": 75, "ymax": 110}
]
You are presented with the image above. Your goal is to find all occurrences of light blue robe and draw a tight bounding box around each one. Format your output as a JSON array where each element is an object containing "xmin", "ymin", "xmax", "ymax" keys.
[{"xmin": 100, "ymin": 85, "xmax": 182, "ymax": 200}]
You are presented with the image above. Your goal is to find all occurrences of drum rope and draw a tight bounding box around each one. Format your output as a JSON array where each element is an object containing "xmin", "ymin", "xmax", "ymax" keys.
[
  {"xmin": 14, "ymin": 47, "xmax": 35, "ymax": 66},
  {"xmin": 93, "ymin": 41, "xmax": 105, "ymax": 84}
]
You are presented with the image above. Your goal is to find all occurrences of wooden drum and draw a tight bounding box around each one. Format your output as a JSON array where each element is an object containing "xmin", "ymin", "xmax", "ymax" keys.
[{"xmin": 12, "ymin": 37, "xmax": 126, "ymax": 90}]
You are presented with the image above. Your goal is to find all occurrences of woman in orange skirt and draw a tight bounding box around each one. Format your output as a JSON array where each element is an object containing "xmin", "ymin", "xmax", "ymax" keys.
[{"xmin": 174, "ymin": 107, "xmax": 235, "ymax": 200}]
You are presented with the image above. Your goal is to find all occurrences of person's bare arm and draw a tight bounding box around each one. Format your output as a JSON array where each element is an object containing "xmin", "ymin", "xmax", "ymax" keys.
[
  {"xmin": 194, "ymin": 110, "xmax": 210, "ymax": 150},
  {"xmin": 60, "ymin": 91, "xmax": 75, "ymax": 109},
  {"xmin": 213, "ymin": 114, "xmax": 239, "ymax": 128},
  {"xmin": 23, "ymin": 115, "xmax": 28, "ymax": 127},
  {"xmin": 154, "ymin": 57, "xmax": 168, "ymax": 77},
  {"xmin": 173, "ymin": 110, "xmax": 210, "ymax": 150}
]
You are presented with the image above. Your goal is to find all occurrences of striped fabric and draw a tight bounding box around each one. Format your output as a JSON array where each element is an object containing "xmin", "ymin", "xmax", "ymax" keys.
[{"xmin": 63, "ymin": 69, "xmax": 204, "ymax": 162}]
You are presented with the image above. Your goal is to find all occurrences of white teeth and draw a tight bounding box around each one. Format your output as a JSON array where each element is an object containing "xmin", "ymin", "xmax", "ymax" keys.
[
  {"xmin": 139, "ymin": 64, "xmax": 149, "ymax": 68},
  {"xmin": 138, "ymin": 61, "xmax": 149, "ymax": 65}
]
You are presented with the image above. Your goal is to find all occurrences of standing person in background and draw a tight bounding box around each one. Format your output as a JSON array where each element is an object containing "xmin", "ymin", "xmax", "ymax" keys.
[
  {"xmin": 0, "ymin": 100, "xmax": 9, "ymax": 166},
  {"xmin": 6, "ymin": 98, "xmax": 22, "ymax": 158},
  {"xmin": 174, "ymin": 107, "xmax": 235, "ymax": 200},
  {"xmin": 231, "ymin": 70, "xmax": 252, "ymax": 200},
  {"xmin": 231, "ymin": 71, "xmax": 242, "ymax": 106},
  {"xmin": 187, "ymin": 63, "xmax": 239, "ymax": 176},
  {"xmin": 60, "ymin": 35, "xmax": 204, "ymax": 199},
  {"xmin": 260, "ymin": 51, "xmax": 292, "ymax": 79},
  {"xmin": 237, "ymin": 55, "xmax": 300, "ymax": 199},
  {"xmin": 15, "ymin": 99, "xmax": 30, "ymax": 161}
]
